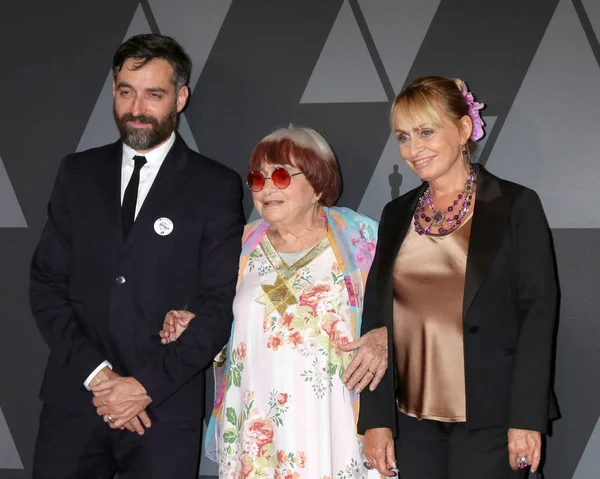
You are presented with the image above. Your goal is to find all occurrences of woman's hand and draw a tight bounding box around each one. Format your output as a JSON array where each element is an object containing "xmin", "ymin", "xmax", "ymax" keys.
[
  {"xmin": 362, "ymin": 427, "xmax": 396, "ymax": 477},
  {"xmin": 508, "ymin": 428, "xmax": 542, "ymax": 473},
  {"xmin": 339, "ymin": 326, "xmax": 388, "ymax": 393},
  {"xmin": 159, "ymin": 310, "xmax": 195, "ymax": 344}
]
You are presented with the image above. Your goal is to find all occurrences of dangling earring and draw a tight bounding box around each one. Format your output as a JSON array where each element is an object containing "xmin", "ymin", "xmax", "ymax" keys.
[{"xmin": 461, "ymin": 144, "xmax": 472, "ymax": 164}]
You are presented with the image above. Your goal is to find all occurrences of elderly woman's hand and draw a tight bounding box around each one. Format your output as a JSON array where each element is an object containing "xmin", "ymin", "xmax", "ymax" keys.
[
  {"xmin": 159, "ymin": 310, "xmax": 195, "ymax": 344},
  {"xmin": 338, "ymin": 326, "xmax": 387, "ymax": 393},
  {"xmin": 508, "ymin": 428, "xmax": 542, "ymax": 473},
  {"xmin": 363, "ymin": 427, "xmax": 396, "ymax": 477}
]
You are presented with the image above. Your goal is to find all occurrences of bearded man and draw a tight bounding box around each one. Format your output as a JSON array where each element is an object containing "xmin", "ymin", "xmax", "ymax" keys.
[{"xmin": 29, "ymin": 34, "xmax": 244, "ymax": 478}]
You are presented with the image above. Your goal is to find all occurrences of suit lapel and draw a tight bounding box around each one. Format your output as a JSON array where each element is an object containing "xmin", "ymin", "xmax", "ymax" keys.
[
  {"xmin": 377, "ymin": 183, "xmax": 427, "ymax": 288},
  {"xmin": 123, "ymin": 135, "xmax": 189, "ymax": 252},
  {"xmin": 98, "ymin": 141, "xmax": 125, "ymax": 248},
  {"xmin": 462, "ymin": 165, "xmax": 515, "ymax": 320}
]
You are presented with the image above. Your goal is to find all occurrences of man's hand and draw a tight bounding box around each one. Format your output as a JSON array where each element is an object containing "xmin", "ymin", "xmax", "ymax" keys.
[
  {"xmin": 89, "ymin": 367, "xmax": 151, "ymax": 435},
  {"xmin": 339, "ymin": 327, "xmax": 388, "ymax": 392},
  {"xmin": 91, "ymin": 376, "xmax": 152, "ymax": 432},
  {"xmin": 88, "ymin": 365, "xmax": 118, "ymax": 391},
  {"xmin": 160, "ymin": 310, "xmax": 195, "ymax": 344}
]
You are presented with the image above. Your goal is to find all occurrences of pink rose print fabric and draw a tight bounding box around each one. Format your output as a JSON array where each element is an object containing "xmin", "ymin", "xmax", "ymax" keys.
[{"xmin": 214, "ymin": 239, "xmax": 378, "ymax": 478}]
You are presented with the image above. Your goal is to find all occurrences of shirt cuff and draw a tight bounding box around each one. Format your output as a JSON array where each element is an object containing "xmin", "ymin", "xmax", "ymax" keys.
[{"xmin": 83, "ymin": 360, "xmax": 113, "ymax": 390}]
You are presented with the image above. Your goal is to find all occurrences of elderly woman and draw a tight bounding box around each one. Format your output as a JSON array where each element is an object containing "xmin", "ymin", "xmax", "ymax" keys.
[
  {"xmin": 162, "ymin": 127, "xmax": 384, "ymax": 478},
  {"xmin": 358, "ymin": 77, "xmax": 559, "ymax": 478}
]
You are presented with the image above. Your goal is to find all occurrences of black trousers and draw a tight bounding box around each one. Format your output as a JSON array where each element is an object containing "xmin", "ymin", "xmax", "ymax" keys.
[
  {"xmin": 395, "ymin": 412, "xmax": 529, "ymax": 479},
  {"xmin": 33, "ymin": 403, "xmax": 202, "ymax": 479}
]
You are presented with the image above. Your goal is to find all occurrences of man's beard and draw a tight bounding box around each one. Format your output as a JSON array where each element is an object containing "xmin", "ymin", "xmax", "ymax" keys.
[{"xmin": 114, "ymin": 105, "xmax": 178, "ymax": 151}]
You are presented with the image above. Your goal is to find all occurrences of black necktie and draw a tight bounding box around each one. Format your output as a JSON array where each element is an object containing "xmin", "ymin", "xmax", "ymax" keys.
[{"xmin": 122, "ymin": 155, "xmax": 147, "ymax": 239}]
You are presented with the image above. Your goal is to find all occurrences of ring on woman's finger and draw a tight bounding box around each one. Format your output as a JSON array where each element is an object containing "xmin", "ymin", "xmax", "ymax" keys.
[
  {"xmin": 364, "ymin": 461, "xmax": 374, "ymax": 470},
  {"xmin": 107, "ymin": 414, "xmax": 114, "ymax": 422},
  {"xmin": 516, "ymin": 456, "xmax": 529, "ymax": 469}
]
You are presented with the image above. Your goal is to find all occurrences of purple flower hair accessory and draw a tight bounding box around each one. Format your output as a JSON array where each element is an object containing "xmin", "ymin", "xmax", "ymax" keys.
[{"xmin": 461, "ymin": 81, "xmax": 485, "ymax": 141}]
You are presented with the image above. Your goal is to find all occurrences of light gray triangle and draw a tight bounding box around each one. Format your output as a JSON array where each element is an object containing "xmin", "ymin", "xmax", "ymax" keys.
[
  {"xmin": 0, "ymin": 406, "xmax": 23, "ymax": 469},
  {"xmin": 486, "ymin": 0, "xmax": 600, "ymax": 228},
  {"xmin": 76, "ymin": 4, "xmax": 151, "ymax": 152},
  {"xmin": 0, "ymin": 154, "xmax": 27, "ymax": 228},
  {"xmin": 358, "ymin": 0, "xmax": 440, "ymax": 93},
  {"xmin": 300, "ymin": 0, "xmax": 387, "ymax": 103},
  {"xmin": 573, "ymin": 415, "xmax": 600, "ymax": 479},
  {"xmin": 582, "ymin": 0, "xmax": 600, "ymax": 43},
  {"xmin": 178, "ymin": 113, "xmax": 199, "ymax": 152},
  {"xmin": 470, "ymin": 115, "xmax": 497, "ymax": 164},
  {"xmin": 75, "ymin": 70, "xmax": 119, "ymax": 152},
  {"xmin": 148, "ymin": 0, "xmax": 233, "ymax": 91},
  {"xmin": 198, "ymin": 419, "xmax": 218, "ymax": 475}
]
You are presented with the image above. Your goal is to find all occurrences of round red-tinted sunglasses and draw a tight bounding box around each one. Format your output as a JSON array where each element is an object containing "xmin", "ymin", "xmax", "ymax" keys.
[{"xmin": 246, "ymin": 168, "xmax": 303, "ymax": 192}]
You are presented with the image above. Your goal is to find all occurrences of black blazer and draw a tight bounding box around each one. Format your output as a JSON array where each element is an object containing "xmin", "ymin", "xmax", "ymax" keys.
[
  {"xmin": 30, "ymin": 135, "xmax": 245, "ymax": 423},
  {"xmin": 357, "ymin": 164, "xmax": 559, "ymax": 435}
]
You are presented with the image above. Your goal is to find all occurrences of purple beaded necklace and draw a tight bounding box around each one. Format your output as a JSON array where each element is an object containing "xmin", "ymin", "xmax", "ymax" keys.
[{"xmin": 413, "ymin": 166, "xmax": 477, "ymax": 236}]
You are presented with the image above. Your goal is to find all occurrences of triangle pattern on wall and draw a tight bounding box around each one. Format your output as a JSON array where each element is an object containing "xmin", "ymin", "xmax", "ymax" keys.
[
  {"xmin": 0, "ymin": 406, "xmax": 23, "ymax": 470},
  {"xmin": 573, "ymin": 414, "xmax": 600, "ymax": 479},
  {"xmin": 0, "ymin": 154, "xmax": 27, "ymax": 228},
  {"xmin": 148, "ymin": 0, "xmax": 233, "ymax": 90},
  {"xmin": 357, "ymin": 0, "xmax": 440, "ymax": 93},
  {"xmin": 486, "ymin": 0, "xmax": 600, "ymax": 228},
  {"xmin": 300, "ymin": 0, "xmax": 387, "ymax": 103},
  {"xmin": 582, "ymin": 0, "xmax": 600, "ymax": 46}
]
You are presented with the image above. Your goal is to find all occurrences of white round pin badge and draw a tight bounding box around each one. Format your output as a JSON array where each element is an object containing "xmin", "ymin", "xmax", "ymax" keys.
[{"xmin": 154, "ymin": 217, "xmax": 174, "ymax": 236}]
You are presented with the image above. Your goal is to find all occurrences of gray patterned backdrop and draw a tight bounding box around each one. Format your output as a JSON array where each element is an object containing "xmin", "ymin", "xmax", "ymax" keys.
[{"xmin": 1, "ymin": 1, "xmax": 599, "ymax": 477}]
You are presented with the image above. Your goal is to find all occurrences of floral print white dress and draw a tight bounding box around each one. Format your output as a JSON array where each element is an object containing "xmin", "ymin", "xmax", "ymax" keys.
[{"xmin": 215, "ymin": 234, "xmax": 379, "ymax": 479}]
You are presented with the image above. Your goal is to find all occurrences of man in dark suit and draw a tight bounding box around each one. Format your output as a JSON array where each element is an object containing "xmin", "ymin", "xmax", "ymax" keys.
[{"xmin": 29, "ymin": 34, "xmax": 245, "ymax": 478}]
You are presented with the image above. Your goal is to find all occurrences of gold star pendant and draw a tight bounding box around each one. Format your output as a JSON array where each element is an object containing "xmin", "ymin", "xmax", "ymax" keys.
[{"xmin": 256, "ymin": 276, "xmax": 298, "ymax": 316}]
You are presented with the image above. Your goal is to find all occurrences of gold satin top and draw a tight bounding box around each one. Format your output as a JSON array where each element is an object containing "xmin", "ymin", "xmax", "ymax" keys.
[{"xmin": 392, "ymin": 216, "xmax": 473, "ymax": 422}]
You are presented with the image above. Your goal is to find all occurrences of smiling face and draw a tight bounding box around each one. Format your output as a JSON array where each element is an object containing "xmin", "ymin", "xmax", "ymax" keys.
[
  {"xmin": 252, "ymin": 161, "xmax": 321, "ymax": 229},
  {"xmin": 393, "ymin": 103, "xmax": 471, "ymax": 184},
  {"xmin": 112, "ymin": 57, "xmax": 189, "ymax": 153}
]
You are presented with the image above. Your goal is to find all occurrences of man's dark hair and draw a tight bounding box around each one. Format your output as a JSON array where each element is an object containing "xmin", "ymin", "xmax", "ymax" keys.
[{"xmin": 112, "ymin": 34, "xmax": 192, "ymax": 90}]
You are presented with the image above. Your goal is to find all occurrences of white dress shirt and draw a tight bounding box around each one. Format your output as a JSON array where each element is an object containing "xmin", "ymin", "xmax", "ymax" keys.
[
  {"xmin": 120, "ymin": 132, "xmax": 176, "ymax": 219},
  {"xmin": 83, "ymin": 132, "xmax": 176, "ymax": 389}
]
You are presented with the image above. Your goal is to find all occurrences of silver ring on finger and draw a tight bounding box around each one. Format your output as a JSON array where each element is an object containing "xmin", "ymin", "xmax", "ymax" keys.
[
  {"xmin": 107, "ymin": 414, "xmax": 114, "ymax": 422},
  {"xmin": 516, "ymin": 456, "xmax": 529, "ymax": 469}
]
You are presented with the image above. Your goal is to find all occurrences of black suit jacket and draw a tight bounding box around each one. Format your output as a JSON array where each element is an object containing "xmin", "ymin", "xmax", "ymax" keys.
[
  {"xmin": 30, "ymin": 135, "xmax": 245, "ymax": 423},
  {"xmin": 357, "ymin": 164, "xmax": 559, "ymax": 435}
]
